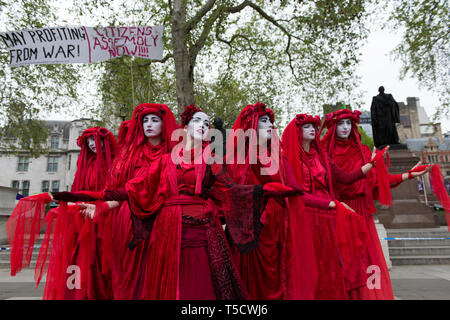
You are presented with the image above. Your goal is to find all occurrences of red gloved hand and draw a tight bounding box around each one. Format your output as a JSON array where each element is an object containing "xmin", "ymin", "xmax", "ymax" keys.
[
  {"xmin": 408, "ymin": 164, "xmax": 429, "ymax": 173},
  {"xmin": 24, "ymin": 193, "xmax": 53, "ymax": 204},
  {"xmin": 52, "ymin": 191, "xmax": 104, "ymax": 202},
  {"xmin": 263, "ymin": 182, "xmax": 302, "ymax": 198}
]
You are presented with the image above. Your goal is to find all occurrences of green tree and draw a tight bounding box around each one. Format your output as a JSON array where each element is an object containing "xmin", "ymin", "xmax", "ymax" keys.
[
  {"xmin": 0, "ymin": 0, "xmax": 82, "ymax": 156},
  {"xmin": 388, "ymin": 0, "xmax": 449, "ymax": 118},
  {"xmin": 358, "ymin": 126, "xmax": 374, "ymax": 149},
  {"xmin": 70, "ymin": 0, "xmax": 374, "ymax": 118}
]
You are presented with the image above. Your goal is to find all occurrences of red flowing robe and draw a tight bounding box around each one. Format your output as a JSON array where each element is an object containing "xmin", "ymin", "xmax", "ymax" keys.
[
  {"xmin": 328, "ymin": 139, "xmax": 395, "ymax": 300},
  {"xmin": 39, "ymin": 155, "xmax": 112, "ymax": 300},
  {"xmin": 230, "ymin": 157, "xmax": 318, "ymax": 300},
  {"xmin": 122, "ymin": 152, "xmax": 266, "ymax": 299},
  {"xmin": 295, "ymin": 147, "xmax": 368, "ymax": 300},
  {"xmin": 106, "ymin": 142, "xmax": 165, "ymax": 300}
]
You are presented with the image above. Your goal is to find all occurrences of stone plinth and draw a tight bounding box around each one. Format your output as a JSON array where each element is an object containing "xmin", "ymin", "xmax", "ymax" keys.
[
  {"xmin": 376, "ymin": 147, "xmax": 439, "ymax": 229},
  {"xmin": 374, "ymin": 219, "xmax": 392, "ymax": 270}
]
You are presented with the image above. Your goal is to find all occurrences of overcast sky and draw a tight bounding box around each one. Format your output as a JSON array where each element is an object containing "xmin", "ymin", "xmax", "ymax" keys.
[{"xmin": 357, "ymin": 28, "xmax": 449, "ymax": 133}]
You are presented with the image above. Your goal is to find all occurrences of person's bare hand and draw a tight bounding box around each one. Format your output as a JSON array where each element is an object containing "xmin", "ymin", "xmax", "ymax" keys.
[
  {"xmin": 77, "ymin": 203, "xmax": 96, "ymax": 219},
  {"xmin": 341, "ymin": 202, "xmax": 356, "ymax": 213}
]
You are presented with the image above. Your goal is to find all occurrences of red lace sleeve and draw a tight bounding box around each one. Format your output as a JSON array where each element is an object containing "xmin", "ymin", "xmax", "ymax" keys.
[{"xmin": 212, "ymin": 164, "xmax": 265, "ymax": 254}]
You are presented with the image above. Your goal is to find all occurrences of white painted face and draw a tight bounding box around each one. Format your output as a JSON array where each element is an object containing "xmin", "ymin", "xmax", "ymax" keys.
[
  {"xmin": 143, "ymin": 114, "xmax": 163, "ymax": 138},
  {"xmin": 302, "ymin": 123, "xmax": 316, "ymax": 142},
  {"xmin": 336, "ymin": 118, "xmax": 352, "ymax": 139},
  {"xmin": 87, "ymin": 136, "xmax": 97, "ymax": 153},
  {"xmin": 257, "ymin": 115, "xmax": 273, "ymax": 142},
  {"xmin": 186, "ymin": 112, "xmax": 210, "ymax": 141}
]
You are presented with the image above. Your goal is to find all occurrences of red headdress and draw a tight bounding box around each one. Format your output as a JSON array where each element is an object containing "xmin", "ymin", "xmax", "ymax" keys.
[
  {"xmin": 72, "ymin": 127, "xmax": 118, "ymax": 192},
  {"xmin": 282, "ymin": 113, "xmax": 334, "ymax": 197},
  {"xmin": 107, "ymin": 103, "xmax": 179, "ymax": 189},
  {"xmin": 225, "ymin": 102, "xmax": 276, "ymax": 184},
  {"xmin": 180, "ymin": 104, "xmax": 203, "ymax": 127}
]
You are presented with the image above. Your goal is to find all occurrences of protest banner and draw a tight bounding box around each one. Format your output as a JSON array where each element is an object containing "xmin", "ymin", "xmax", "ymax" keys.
[{"xmin": 0, "ymin": 25, "xmax": 164, "ymax": 66}]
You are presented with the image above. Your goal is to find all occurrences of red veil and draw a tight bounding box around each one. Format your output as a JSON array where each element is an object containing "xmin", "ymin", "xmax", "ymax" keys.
[
  {"xmin": 7, "ymin": 127, "xmax": 117, "ymax": 287},
  {"xmin": 72, "ymin": 127, "xmax": 118, "ymax": 192},
  {"xmin": 226, "ymin": 103, "xmax": 317, "ymax": 299},
  {"xmin": 321, "ymin": 109, "xmax": 377, "ymax": 214},
  {"xmin": 321, "ymin": 109, "xmax": 392, "ymax": 207},
  {"xmin": 101, "ymin": 103, "xmax": 180, "ymax": 297},
  {"xmin": 282, "ymin": 114, "xmax": 333, "ymax": 196},
  {"xmin": 37, "ymin": 127, "xmax": 117, "ymax": 299},
  {"xmin": 107, "ymin": 103, "xmax": 179, "ymax": 190}
]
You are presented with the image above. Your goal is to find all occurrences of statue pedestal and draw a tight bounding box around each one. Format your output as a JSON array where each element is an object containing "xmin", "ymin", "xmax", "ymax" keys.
[
  {"xmin": 374, "ymin": 218, "xmax": 392, "ymax": 270},
  {"xmin": 376, "ymin": 147, "xmax": 439, "ymax": 229}
]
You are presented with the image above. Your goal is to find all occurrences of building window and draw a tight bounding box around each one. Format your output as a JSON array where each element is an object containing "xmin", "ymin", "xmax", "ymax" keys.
[
  {"xmin": 22, "ymin": 180, "xmax": 30, "ymax": 197},
  {"xmin": 68, "ymin": 154, "xmax": 71, "ymax": 170},
  {"xmin": 42, "ymin": 180, "xmax": 50, "ymax": 192},
  {"xmin": 11, "ymin": 180, "xmax": 20, "ymax": 189},
  {"xmin": 47, "ymin": 156, "xmax": 59, "ymax": 172},
  {"xmin": 50, "ymin": 136, "xmax": 59, "ymax": 149},
  {"xmin": 52, "ymin": 180, "xmax": 60, "ymax": 192},
  {"xmin": 17, "ymin": 156, "xmax": 29, "ymax": 171}
]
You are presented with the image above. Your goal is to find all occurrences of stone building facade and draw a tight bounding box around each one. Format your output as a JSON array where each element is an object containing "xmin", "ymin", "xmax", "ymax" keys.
[
  {"xmin": 0, "ymin": 119, "xmax": 98, "ymax": 198},
  {"xmin": 405, "ymin": 137, "xmax": 450, "ymax": 187},
  {"xmin": 397, "ymin": 97, "xmax": 443, "ymax": 142}
]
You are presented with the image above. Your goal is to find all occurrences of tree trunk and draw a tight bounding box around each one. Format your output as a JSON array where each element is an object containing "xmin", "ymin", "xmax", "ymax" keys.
[{"xmin": 172, "ymin": 0, "xmax": 195, "ymax": 116}]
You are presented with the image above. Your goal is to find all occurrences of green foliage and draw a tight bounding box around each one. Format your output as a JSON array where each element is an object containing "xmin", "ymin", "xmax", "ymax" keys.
[
  {"xmin": 358, "ymin": 126, "xmax": 374, "ymax": 149},
  {"xmin": 0, "ymin": 0, "xmax": 82, "ymax": 156},
  {"xmin": 0, "ymin": 99, "xmax": 50, "ymax": 157},
  {"xmin": 389, "ymin": 0, "xmax": 449, "ymax": 118},
  {"xmin": 67, "ymin": 0, "xmax": 375, "ymax": 124}
]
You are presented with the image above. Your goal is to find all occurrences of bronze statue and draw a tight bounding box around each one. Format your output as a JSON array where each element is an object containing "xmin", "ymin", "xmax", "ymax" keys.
[{"xmin": 370, "ymin": 86, "xmax": 400, "ymax": 148}]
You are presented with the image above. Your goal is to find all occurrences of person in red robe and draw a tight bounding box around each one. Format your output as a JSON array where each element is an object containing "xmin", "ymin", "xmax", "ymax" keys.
[
  {"xmin": 54, "ymin": 105, "xmax": 300, "ymax": 300},
  {"xmin": 320, "ymin": 108, "xmax": 430, "ymax": 300},
  {"xmin": 225, "ymin": 102, "xmax": 318, "ymax": 300},
  {"xmin": 7, "ymin": 127, "xmax": 117, "ymax": 300},
  {"xmin": 282, "ymin": 113, "xmax": 378, "ymax": 300},
  {"xmin": 79, "ymin": 103, "xmax": 179, "ymax": 300}
]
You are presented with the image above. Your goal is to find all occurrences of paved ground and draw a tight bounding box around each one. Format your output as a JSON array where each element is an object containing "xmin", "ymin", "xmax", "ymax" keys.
[{"xmin": 0, "ymin": 265, "xmax": 449, "ymax": 300}]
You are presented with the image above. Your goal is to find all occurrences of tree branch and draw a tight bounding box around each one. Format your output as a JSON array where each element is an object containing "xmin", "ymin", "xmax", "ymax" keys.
[
  {"xmin": 189, "ymin": 5, "xmax": 224, "ymax": 65},
  {"xmin": 137, "ymin": 54, "xmax": 173, "ymax": 67},
  {"xmin": 185, "ymin": 0, "xmax": 217, "ymax": 34},
  {"xmin": 225, "ymin": 1, "xmax": 300, "ymax": 80}
]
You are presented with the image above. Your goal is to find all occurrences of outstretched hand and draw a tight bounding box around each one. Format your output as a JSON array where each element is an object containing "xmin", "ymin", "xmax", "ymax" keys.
[
  {"xmin": 370, "ymin": 145, "xmax": 390, "ymax": 163},
  {"xmin": 263, "ymin": 182, "xmax": 302, "ymax": 198},
  {"xmin": 78, "ymin": 203, "xmax": 96, "ymax": 219},
  {"xmin": 408, "ymin": 161, "xmax": 432, "ymax": 178},
  {"xmin": 341, "ymin": 202, "xmax": 356, "ymax": 213}
]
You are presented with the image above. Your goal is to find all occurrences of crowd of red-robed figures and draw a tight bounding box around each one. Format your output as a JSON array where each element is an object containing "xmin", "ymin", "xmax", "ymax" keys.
[{"xmin": 6, "ymin": 102, "xmax": 449, "ymax": 300}]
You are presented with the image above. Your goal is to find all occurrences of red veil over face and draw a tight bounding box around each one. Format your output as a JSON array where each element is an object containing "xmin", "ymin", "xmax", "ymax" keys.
[
  {"xmin": 225, "ymin": 102, "xmax": 276, "ymax": 184},
  {"xmin": 107, "ymin": 103, "xmax": 179, "ymax": 189},
  {"xmin": 7, "ymin": 127, "xmax": 117, "ymax": 278},
  {"xmin": 321, "ymin": 109, "xmax": 391, "ymax": 210},
  {"xmin": 72, "ymin": 127, "xmax": 118, "ymax": 192},
  {"xmin": 282, "ymin": 114, "xmax": 334, "ymax": 197},
  {"xmin": 226, "ymin": 104, "xmax": 318, "ymax": 300}
]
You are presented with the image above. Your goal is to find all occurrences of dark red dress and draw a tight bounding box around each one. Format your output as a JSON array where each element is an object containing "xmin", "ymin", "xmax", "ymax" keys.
[{"xmin": 121, "ymin": 149, "xmax": 267, "ymax": 299}]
